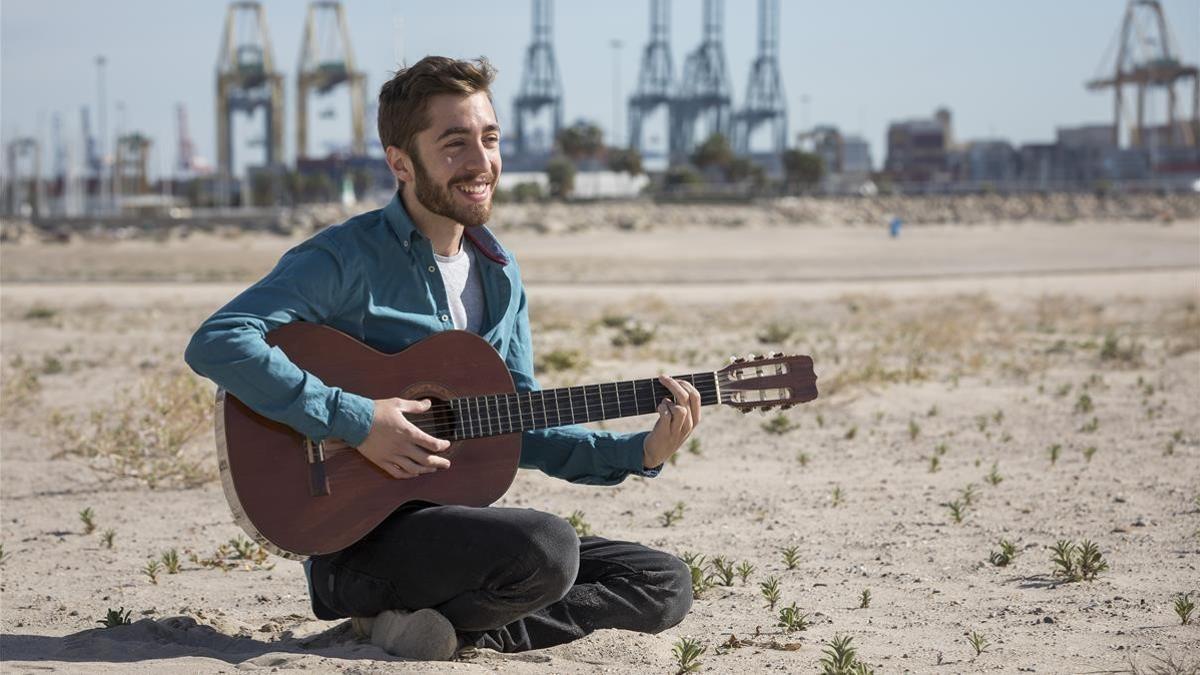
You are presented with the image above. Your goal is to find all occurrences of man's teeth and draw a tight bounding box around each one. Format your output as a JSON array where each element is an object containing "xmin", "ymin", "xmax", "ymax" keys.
[{"xmin": 457, "ymin": 183, "xmax": 488, "ymax": 194}]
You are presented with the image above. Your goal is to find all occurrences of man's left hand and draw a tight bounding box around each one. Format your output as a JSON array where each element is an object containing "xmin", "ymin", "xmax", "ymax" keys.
[{"xmin": 642, "ymin": 375, "xmax": 702, "ymax": 469}]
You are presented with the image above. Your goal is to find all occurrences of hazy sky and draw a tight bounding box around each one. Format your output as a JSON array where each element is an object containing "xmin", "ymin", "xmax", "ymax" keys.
[{"xmin": 2, "ymin": 0, "xmax": 1198, "ymax": 176}]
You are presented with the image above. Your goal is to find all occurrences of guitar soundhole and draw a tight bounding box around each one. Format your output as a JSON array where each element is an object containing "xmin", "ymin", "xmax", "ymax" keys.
[{"xmin": 409, "ymin": 398, "xmax": 458, "ymax": 442}]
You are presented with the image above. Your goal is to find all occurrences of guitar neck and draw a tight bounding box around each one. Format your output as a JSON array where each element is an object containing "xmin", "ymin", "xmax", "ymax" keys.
[{"xmin": 445, "ymin": 372, "xmax": 721, "ymax": 440}]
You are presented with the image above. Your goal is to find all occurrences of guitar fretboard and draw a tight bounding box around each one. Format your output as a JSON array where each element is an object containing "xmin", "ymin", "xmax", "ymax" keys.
[{"xmin": 447, "ymin": 372, "xmax": 720, "ymax": 440}]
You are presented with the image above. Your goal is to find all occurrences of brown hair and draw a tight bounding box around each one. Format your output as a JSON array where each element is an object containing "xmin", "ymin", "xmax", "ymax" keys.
[{"xmin": 377, "ymin": 56, "xmax": 497, "ymax": 156}]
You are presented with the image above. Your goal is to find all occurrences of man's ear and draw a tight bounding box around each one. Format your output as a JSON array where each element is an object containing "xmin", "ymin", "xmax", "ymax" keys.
[{"xmin": 385, "ymin": 146, "xmax": 415, "ymax": 184}]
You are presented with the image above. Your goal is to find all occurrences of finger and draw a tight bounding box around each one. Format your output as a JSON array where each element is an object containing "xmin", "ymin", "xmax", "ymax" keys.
[
  {"xmin": 658, "ymin": 375, "xmax": 690, "ymax": 407},
  {"xmin": 397, "ymin": 398, "xmax": 434, "ymax": 414},
  {"xmin": 682, "ymin": 381, "xmax": 702, "ymax": 426},
  {"xmin": 670, "ymin": 404, "xmax": 689, "ymax": 435},
  {"xmin": 401, "ymin": 445, "xmax": 452, "ymax": 470},
  {"xmin": 394, "ymin": 455, "xmax": 432, "ymax": 476},
  {"xmin": 408, "ymin": 424, "xmax": 452, "ymax": 452}
]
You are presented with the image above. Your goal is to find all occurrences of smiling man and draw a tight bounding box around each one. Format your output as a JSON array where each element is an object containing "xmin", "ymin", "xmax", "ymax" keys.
[{"xmin": 184, "ymin": 56, "xmax": 696, "ymax": 660}]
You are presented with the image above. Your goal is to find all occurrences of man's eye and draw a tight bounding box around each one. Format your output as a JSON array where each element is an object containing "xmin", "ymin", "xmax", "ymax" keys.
[{"xmin": 446, "ymin": 141, "xmax": 463, "ymax": 148}]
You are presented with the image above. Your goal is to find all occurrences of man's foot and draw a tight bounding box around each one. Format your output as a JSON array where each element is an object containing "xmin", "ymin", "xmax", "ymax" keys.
[{"xmin": 355, "ymin": 608, "xmax": 458, "ymax": 661}]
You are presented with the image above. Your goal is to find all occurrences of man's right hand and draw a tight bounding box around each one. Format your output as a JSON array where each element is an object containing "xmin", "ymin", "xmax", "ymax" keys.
[{"xmin": 356, "ymin": 398, "xmax": 451, "ymax": 479}]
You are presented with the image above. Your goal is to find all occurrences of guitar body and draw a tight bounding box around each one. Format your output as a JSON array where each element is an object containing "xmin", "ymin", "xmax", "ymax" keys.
[{"xmin": 217, "ymin": 324, "xmax": 520, "ymax": 559}]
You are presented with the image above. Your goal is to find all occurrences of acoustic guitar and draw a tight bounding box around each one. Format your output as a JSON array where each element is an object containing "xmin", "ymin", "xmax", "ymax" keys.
[{"xmin": 216, "ymin": 323, "xmax": 818, "ymax": 558}]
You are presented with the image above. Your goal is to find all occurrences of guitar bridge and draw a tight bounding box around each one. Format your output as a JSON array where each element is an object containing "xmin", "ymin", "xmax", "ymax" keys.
[{"xmin": 305, "ymin": 438, "xmax": 331, "ymax": 497}]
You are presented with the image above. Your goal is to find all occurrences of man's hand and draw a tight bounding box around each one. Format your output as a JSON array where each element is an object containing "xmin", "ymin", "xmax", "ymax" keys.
[
  {"xmin": 355, "ymin": 398, "xmax": 451, "ymax": 479},
  {"xmin": 642, "ymin": 375, "xmax": 702, "ymax": 469}
]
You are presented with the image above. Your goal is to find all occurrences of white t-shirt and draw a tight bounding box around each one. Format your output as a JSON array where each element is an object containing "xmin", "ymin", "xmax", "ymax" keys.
[{"xmin": 433, "ymin": 239, "xmax": 486, "ymax": 334}]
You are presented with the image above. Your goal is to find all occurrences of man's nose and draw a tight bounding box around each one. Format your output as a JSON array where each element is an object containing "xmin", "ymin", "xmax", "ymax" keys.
[{"xmin": 461, "ymin": 138, "xmax": 490, "ymax": 174}]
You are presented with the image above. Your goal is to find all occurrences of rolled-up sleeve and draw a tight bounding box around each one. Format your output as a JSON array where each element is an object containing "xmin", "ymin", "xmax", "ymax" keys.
[{"xmin": 184, "ymin": 237, "xmax": 375, "ymax": 446}]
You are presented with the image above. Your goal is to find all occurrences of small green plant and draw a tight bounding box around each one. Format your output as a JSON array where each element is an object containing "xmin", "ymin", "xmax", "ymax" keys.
[
  {"xmin": 536, "ymin": 348, "xmax": 587, "ymax": 373},
  {"xmin": 843, "ymin": 425, "xmax": 857, "ymax": 440},
  {"xmin": 1074, "ymin": 393, "xmax": 1094, "ymax": 414},
  {"xmin": 757, "ymin": 322, "xmax": 794, "ymax": 344},
  {"xmin": 927, "ymin": 405, "xmax": 939, "ymax": 417},
  {"xmin": 1075, "ymin": 540, "xmax": 1109, "ymax": 580},
  {"xmin": 686, "ymin": 437, "xmax": 701, "ymax": 455},
  {"xmin": 710, "ymin": 556, "xmax": 736, "ymax": 586},
  {"xmin": 819, "ymin": 634, "xmax": 873, "ymax": 675},
  {"xmin": 1048, "ymin": 443, "xmax": 1062, "ymax": 465},
  {"xmin": 101, "ymin": 529, "xmax": 116, "ymax": 549},
  {"xmin": 760, "ymin": 576, "xmax": 782, "ymax": 610},
  {"xmin": 681, "ymin": 552, "xmax": 714, "ymax": 597},
  {"xmin": 816, "ymin": 413, "xmax": 825, "ymax": 428},
  {"xmin": 777, "ymin": 602, "xmax": 810, "ymax": 632},
  {"xmin": 1080, "ymin": 417, "xmax": 1099, "ymax": 433},
  {"xmin": 934, "ymin": 442, "xmax": 948, "ymax": 456},
  {"xmin": 989, "ymin": 539, "xmax": 1018, "ymax": 566},
  {"xmin": 967, "ymin": 631, "xmax": 990, "ymax": 656},
  {"xmin": 961, "ymin": 483, "xmax": 980, "ymax": 506},
  {"xmin": 672, "ymin": 636, "xmax": 706, "ymax": 674},
  {"xmin": 0, "ymin": 544, "xmax": 7, "ymax": 565},
  {"xmin": 948, "ymin": 500, "xmax": 967, "ymax": 524},
  {"xmin": 612, "ymin": 321, "xmax": 656, "ymax": 347},
  {"xmin": 976, "ymin": 414, "xmax": 989, "ymax": 432},
  {"xmin": 161, "ymin": 549, "xmax": 181, "ymax": 574},
  {"xmin": 781, "ymin": 545, "xmax": 800, "ymax": 570},
  {"xmin": 1082, "ymin": 446, "xmax": 1098, "ymax": 462},
  {"xmin": 142, "ymin": 559, "xmax": 161, "ymax": 585},
  {"xmin": 1174, "ymin": 592, "xmax": 1195, "ymax": 625},
  {"xmin": 23, "ymin": 305, "xmax": 57, "ymax": 320},
  {"xmin": 736, "ymin": 560, "xmax": 754, "ymax": 583},
  {"xmin": 831, "ymin": 486, "xmax": 844, "ymax": 507},
  {"xmin": 79, "ymin": 507, "xmax": 96, "ymax": 534},
  {"xmin": 858, "ymin": 589, "xmax": 871, "ymax": 608},
  {"xmin": 660, "ymin": 501, "xmax": 685, "ymax": 527},
  {"xmin": 762, "ymin": 412, "xmax": 797, "ymax": 435},
  {"xmin": 97, "ymin": 607, "xmax": 132, "ymax": 628},
  {"xmin": 985, "ymin": 462, "xmax": 1003, "ymax": 485},
  {"xmin": 797, "ymin": 451, "xmax": 811, "ymax": 467},
  {"xmin": 566, "ymin": 510, "xmax": 592, "ymax": 537},
  {"xmin": 908, "ymin": 419, "xmax": 921, "ymax": 440},
  {"xmin": 928, "ymin": 455, "xmax": 941, "ymax": 473},
  {"xmin": 1051, "ymin": 539, "xmax": 1109, "ymax": 582}
]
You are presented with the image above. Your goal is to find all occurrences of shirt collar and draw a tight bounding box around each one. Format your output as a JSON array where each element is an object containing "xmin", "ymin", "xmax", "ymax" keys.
[{"xmin": 383, "ymin": 190, "xmax": 509, "ymax": 267}]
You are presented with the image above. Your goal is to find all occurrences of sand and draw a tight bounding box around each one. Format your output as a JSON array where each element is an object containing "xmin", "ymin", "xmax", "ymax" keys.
[{"xmin": 1, "ymin": 215, "xmax": 1198, "ymax": 673}]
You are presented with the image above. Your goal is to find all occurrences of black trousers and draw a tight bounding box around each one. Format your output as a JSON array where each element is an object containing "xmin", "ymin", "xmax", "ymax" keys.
[{"xmin": 308, "ymin": 503, "xmax": 693, "ymax": 653}]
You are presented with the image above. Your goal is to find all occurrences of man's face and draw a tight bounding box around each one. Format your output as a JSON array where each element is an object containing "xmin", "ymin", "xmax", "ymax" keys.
[{"xmin": 401, "ymin": 91, "xmax": 501, "ymax": 227}]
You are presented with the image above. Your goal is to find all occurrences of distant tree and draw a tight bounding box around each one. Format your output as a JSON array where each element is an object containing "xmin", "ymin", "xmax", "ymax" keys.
[
  {"xmin": 691, "ymin": 133, "xmax": 735, "ymax": 172},
  {"xmin": 545, "ymin": 156, "xmax": 576, "ymax": 198},
  {"xmin": 556, "ymin": 121, "xmax": 605, "ymax": 162},
  {"xmin": 782, "ymin": 149, "xmax": 824, "ymax": 191},
  {"xmin": 606, "ymin": 147, "xmax": 643, "ymax": 175},
  {"xmin": 663, "ymin": 165, "xmax": 703, "ymax": 188}
]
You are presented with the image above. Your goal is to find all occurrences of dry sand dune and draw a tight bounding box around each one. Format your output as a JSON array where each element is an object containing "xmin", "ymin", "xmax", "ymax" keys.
[{"xmin": 1, "ymin": 217, "xmax": 1198, "ymax": 673}]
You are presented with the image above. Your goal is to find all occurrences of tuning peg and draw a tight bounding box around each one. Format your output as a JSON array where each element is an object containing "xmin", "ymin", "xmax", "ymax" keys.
[
  {"xmin": 771, "ymin": 351, "xmax": 784, "ymax": 358},
  {"xmin": 780, "ymin": 404, "xmax": 794, "ymax": 410},
  {"xmin": 737, "ymin": 406, "xmax": 750, "ymax": 414},
  {"xmin": 752, "ymin": 354, "xmax": 765, "ymax": 361},
  {"xmin": 732, "ymin": 356, "xmax": 747, "ymax": 364}
]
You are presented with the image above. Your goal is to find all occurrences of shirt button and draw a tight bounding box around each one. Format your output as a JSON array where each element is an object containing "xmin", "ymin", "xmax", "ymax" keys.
[
  {"xmin": 402, "ymin": 241, "xmax": 409, "ymax": 248},
  {"xmin": 440, "ymin": 314, "xmax": 449, "ymax": 322},
  {"xmin": 428, "ymin": 265, "xmax": 436, "ymax": 273}
]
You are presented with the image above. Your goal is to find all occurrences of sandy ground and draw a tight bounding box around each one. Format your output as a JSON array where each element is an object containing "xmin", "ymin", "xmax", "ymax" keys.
[{"xmin": 1, "ymin": 217, "xmax": 1199, "ymax": 673}]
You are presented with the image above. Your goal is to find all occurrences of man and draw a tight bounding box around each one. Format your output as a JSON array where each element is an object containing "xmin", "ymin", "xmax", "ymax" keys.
[{"xmin": 184, "ymin": 56, "xmax": 697, "ymax": 661}]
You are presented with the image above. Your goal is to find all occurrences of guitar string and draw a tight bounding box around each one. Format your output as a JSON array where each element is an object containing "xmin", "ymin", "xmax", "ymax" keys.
[
  {"xmin": 414, "ymin": 378, "xmax": 728, "ymax": 438},
  {"xmin": 413, "ymin": 376, "xmax": 769, "ymax": 438},
  {"xmin": 416, "ymin": 379, "xmax": 724, "ymax": 437},
  {"xmin": 419, "ymin": 383, "xmax": 728, "ymax": 439}
]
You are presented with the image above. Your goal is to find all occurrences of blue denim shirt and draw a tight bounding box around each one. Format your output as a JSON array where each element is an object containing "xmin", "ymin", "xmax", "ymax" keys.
[{"xmin": 184, "ymin": 192, "xmax": 655, "ymax": 486}]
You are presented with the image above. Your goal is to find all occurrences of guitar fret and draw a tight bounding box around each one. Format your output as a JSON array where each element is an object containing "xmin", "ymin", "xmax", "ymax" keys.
[
  {"xmin": 503, "ymin": 394, "xmax": 511, "ymax": 434},
  {"xmin": 553, "ymin": 388, "xmax": 561, "ymax": 427},
  {"xmin": 614, "ymin": 382, "xmax": 622, "ymax": 417}
]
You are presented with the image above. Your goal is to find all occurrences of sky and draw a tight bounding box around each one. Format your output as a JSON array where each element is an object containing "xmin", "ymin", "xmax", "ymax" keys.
[{"xmin": 2, "ymin": 0, "xmax": 1198, "ymax": 177}]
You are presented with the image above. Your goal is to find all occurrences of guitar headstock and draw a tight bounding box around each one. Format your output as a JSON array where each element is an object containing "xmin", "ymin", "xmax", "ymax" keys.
[{"xmin": 716, "ymin": 352, "xmax": 818, "ymax": 413}]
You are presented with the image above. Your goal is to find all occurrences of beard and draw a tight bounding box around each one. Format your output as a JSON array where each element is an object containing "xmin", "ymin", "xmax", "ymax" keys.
[{"xmin": 410, "ymin": 147, "xmax": 495, "ymax": 227}]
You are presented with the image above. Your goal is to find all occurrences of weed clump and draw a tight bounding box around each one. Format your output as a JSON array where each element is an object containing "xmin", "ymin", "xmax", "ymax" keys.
[
  {"xmin": 1051, "ymin": 539, "xmax": 1109, "ymax": 582},
  {"xmin": 97, "ymin": 607, "xmax": 132, "ymax": 628}
]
